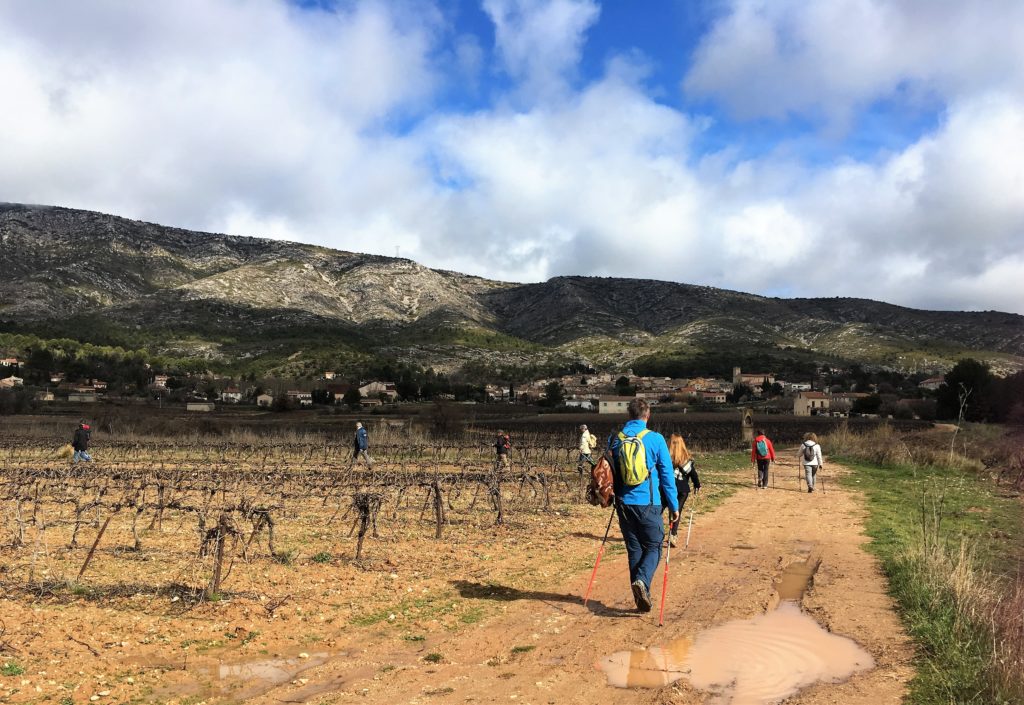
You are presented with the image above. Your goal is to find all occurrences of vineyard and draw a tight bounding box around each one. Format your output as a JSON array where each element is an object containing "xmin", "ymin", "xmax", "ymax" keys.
[
  {"xmin": 0, "ymin": 431, "xmax": 606, "ymax": 602},
  {"xmin": 0, "ymin": 411, "xmax": 922, "ymax": 705}
]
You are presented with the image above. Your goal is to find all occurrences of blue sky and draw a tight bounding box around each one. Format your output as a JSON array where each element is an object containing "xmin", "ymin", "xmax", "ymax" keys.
[{"xmin": 1, "ymin": 0, "xmax": 1022, "ymax": 313}]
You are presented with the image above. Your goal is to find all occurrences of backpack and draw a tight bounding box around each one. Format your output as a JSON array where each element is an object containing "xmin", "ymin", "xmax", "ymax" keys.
[
  {"xmin": 586, "ymin": 452, "xmax": 615, "ymax": 508},
  {"xmin": 616, "ymin": 429, "xmax": 651, "ymax": 486},
  {"xmin": 756, "ymin": 438, "xmax": 769, "ymax": 458},
  {"xmin": 803, "ymin": 443, "xmax": 816, "ymax": 462}
]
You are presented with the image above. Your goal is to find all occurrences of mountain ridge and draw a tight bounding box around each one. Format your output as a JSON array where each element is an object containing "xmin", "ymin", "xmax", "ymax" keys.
[{"xmin": 2, "ymin": 203, "xmax": 1022, "ymax": 376}]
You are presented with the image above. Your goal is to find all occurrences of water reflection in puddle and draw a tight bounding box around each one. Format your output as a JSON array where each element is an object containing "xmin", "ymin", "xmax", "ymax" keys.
[
  {"xmin": 597, "ymin": 557, "xmax": 875, "ymax": 704},
  {"xmin": 217, "ymin": 652, "xmax": 331, "ymax": 700}
]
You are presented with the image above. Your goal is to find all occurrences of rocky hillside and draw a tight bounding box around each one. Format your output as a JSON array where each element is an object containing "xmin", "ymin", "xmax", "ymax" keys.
[{"xmin": 2, "ymin": 203, "xmax": 1022, "ymax": 374}]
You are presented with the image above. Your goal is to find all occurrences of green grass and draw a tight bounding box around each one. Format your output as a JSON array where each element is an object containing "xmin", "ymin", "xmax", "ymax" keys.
[
  {"xmin": 840, "ymin": 456, "xmax": 1023, "ymax": 704},
  {"xmin": 1, "ymin": 662, "xmax": 25, "ymax": 676}
]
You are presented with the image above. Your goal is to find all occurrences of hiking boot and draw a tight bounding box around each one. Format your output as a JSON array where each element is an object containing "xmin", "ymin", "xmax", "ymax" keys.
[
  {"xmin": 631, "ymin": 580, "xmax": 652, "ymax": 612},
  {"xmin": 808, "ymin": 487, "xmax": 814, "ymax": 493},
  {"xmin": 669, "ymin": 535, "xmax": 677, "ymax": 548}
]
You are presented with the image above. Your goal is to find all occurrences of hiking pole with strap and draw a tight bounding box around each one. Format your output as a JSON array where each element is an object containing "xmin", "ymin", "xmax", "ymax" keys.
[
  {"xmin": 685, "ymin": 491, "xmax": 699, "ymax": 549},
  {"xmin": 583, "ymin": 504, "xmax": 617, "ymax": 607},
  {"xmin": 658, "ymin": 511, "xmax": 674, "ymax": 627}
]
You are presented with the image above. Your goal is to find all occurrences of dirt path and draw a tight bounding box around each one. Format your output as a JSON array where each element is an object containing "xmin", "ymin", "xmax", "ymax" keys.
[{"xmin": 236, "ymin": 458, "xmax": 915, "ymax": 705}]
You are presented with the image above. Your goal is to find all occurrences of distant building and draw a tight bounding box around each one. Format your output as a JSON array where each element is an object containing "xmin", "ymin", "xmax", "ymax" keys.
[
  {"xmin": 220, "ymin": 387, "xmax": 243, "ymax": 403},
  {"xmin": 598, "ymin": 396, "xmax": 634, "ymax": 414},
  {"xmin": 701, "ymin": 391, "xmax": 727, "ymax": 404},
  {"xmin": 256, "ymin": 393, "xmax": 274, "ymax": 408},
  {"xmin": 0, "ymin": 376, "xmax": 24, "ymax": 388},
  {"xmin": 153, "ymin": 375, "xmax": 170, "ymax": 388},
  {"xmin": 359, "ymin": 381, "xmax": 398, "ymax": 401},
  {"xmin": 286, "ymin": 391, "xmax": 313, "ymax": 407},
  {"xmin": 186, "ymin": 402, "xmax": 215, "ymax": 412},
  {"xmin": 323, "ymin": 371, "xmax": 337, "ymax": 380},
  {"xmin": 733, "ymin": 367, "xmax": 775, "ymax": 387},
  {"xmin": 68, "ymin": 392, "xmax": 98, "ymax": 403},
  {"xmin": 34, "ymin": 390, "xmax": 55, "ymax": 402},
  {"xmin": 918, "ymin": 376, "xmax": 945, "ymax": 391},
  {"xmin": 0, "ymin": 358, "xmax": 19, "ymax": 367},
  {"xmin": 49, "ymin": 372, "xmax": 65, "ymax": 384},
  {"xmin": 785, "ymin": 382, "xmax": 813, "ymax": 393},
  {"xmin": 794, "ymin": 392, "xmax": 830, "ymax": 416},
  {"xmin": 565, "ymin": 399, "xmax": 595, "ymax": 411}
]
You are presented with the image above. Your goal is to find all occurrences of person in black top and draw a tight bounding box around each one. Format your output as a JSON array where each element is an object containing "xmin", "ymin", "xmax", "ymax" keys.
[
  {"xmin": 72, "ymin": 420, "xmax": 93, "ymax": 463},
  {"xmin": 667, "ymin": 433, "xmax": 700, "ymax": 547}
]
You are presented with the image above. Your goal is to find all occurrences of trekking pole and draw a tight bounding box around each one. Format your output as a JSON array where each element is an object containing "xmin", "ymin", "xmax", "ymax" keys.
[
  {"xmin": 658, "ymin": 513, "xmax": 673, "ymax": 627},
  {"xmin": 684, "ymin": 492, "xmax": 698, "ymax": 549},
  {"xmin": 583, "ymin": 504, "xmax": 616, "ymax": 607}
]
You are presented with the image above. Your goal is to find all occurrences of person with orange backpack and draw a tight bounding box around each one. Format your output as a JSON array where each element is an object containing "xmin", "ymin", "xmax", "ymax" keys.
[
  {"xmin": 608, "ymin": 399, "xmax": 679, "ymax": 612},
  {"xmin": 751, "ymin": 429, "xmax": 775, "ymax": 488}
]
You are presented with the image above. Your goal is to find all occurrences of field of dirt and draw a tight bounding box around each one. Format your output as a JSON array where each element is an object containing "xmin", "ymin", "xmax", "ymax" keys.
[{"xmin": 0, "ymin": 446, "xmax": 914, "ymax": 705}]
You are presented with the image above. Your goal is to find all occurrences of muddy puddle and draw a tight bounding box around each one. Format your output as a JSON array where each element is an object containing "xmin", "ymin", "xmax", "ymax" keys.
[
  {"xmin": 216, "ymin": 652, "xmax": 331, "ymax": 699},
  {"xmin": 598, "ymin": 556, "xmax": 875, "ymax": 704}
]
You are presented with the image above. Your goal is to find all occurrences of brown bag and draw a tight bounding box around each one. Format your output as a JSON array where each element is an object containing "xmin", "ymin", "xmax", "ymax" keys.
[{"xmin": 586, "ymin": 452, "xmax": 615, "ymax": 508}]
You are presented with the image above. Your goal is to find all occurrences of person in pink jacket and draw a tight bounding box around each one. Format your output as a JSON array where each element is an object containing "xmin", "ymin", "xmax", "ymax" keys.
[{"xmin": 751, "ymin": 430, "xmax": 775, "ymax": 489}]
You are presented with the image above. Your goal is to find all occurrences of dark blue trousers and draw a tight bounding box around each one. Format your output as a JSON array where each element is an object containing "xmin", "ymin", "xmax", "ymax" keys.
[{"xmin": 616, "ymin": 503, "xmax": 664, "ymax": 589}]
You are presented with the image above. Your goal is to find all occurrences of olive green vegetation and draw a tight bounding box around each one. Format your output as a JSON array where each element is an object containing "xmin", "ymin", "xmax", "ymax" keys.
[{"xmin": 839, "ymin": 457, "xmax": 1023, "ymax": 704}]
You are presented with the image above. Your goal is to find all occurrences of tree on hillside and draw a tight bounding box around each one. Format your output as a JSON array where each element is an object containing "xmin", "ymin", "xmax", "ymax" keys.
[
  {"xmin": 542, "ymin": 381, "xmax": 565, "ymax": 407},
  {"xmin": 342, "ymin": 388, "xmax": 363, "ymax": 409},
  {"xmin": 615, "ymin": 376, "xmax": 635, "ymax": 396},
  {"xmin": 728, "ymin": 384, "xmax": 754, "ymax": 403},
  {"xmin": 936, "ymin": 359, "xmax": 993, "ymax": 421}
]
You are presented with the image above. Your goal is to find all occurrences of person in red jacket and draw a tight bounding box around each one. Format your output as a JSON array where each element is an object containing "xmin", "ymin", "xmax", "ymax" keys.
[{"xmin": 751, "ymin": 429, "xmax": 775, "ymax": 489}]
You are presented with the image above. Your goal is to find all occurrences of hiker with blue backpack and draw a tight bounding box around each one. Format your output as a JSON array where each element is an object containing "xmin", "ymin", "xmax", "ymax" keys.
[
  {"xmin": 608, "ymin": 399, "xmax": 679, "ymax": 612},
  {"xmin": 751, "ymin": 429, "xmax": 775, "ymax": 488}
]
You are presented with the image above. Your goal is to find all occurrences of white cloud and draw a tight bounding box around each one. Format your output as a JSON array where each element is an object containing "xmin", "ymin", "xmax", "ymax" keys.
[
  {"xmin": 0, "ymin": 0, "xmax": 1021, "ymax": 316},
  {"xmin": 482, "ymin": 0, "xmax": 600, "ymax": 104},
  {"xmin": 684, "ymin": 0, "xmax": 1024, "ymax": 124}
]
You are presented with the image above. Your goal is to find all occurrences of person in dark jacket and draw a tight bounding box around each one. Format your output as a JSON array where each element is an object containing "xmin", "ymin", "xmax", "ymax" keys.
[
  {"xmin": 72, "ymin": 420, "xmax": 92, "ymax": 463},
  {"xmin": 667, "ymin": 433, "xmax": 700, "ymax": 547},
  {"xmin": 608, "ymin": 399, "xmax": 679, "ymax": 612},
  {"xmin": 351, "ymin": 421, "xmax": 372, "ymax": 467},
  {"xmin": 494, "ymin": 431, "xmax": 511, "ymax": 471}
]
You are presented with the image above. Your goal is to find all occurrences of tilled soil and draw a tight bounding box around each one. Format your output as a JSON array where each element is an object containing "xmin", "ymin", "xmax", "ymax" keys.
[
  {"xmin": 236, "ymin": 458, "xmax": 914, "ymax": 705},
  {"xmin": 1, "ymin": 457, "xmax": 914, "ymax": 705}
]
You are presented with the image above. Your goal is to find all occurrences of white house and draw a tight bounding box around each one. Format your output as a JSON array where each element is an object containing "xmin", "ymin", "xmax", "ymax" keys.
[
  {"xmin": 359, "ymin": 381, "xmax": 398, "ymax": 401},
  {"xmin": 0, "ymin": 376, "xmax": 24, "ymax": 388},
  {"xmin": 219, "ymin": 387, "xmax": 243, "ymax": 403},
  {"xmin": 565, "ymin": 399, "xmax": 595, "ymax": 411},
  {"xmin": 256, "ymin": 393, "xmax": 274, "ymax": 408},
  {"xmin": 286, "ymin": 391, "xmax": 313, "ymax": 407}
]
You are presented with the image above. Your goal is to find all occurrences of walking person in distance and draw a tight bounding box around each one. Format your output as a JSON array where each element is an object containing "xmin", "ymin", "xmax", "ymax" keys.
[
  {"xmin": 608, "ymin": 399, "xmax": 679, "ymax": 612},
  {"xmin": 668, "ymin": 433, "xmax": 700, "ymax": 547},
  {"xmin": 494, "ymin": 430, "xmax": 511, "ymax": 471},
  {"xmin": 351, "ymin": 421, "xmax": 372, "ymax": 467},
  {"xmin": 751, "ymin": 429, "xmax": 775, "ymax": 488},
  {"xmin": 800, "ymin": 432, "xmax": 824, "ymax": 493},
  {"xmin": 577, "ymin": 423, "xmax": 598, "ymax": 473},
  {"xmin": 72, "ymin": 419, "xmax": 92, "ymax": 463}
]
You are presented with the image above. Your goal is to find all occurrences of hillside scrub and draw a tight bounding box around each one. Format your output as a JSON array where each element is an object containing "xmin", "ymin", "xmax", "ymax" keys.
[{"xmin": 834, "ymin": 427, "xmax": 1024, "ymax": 703}]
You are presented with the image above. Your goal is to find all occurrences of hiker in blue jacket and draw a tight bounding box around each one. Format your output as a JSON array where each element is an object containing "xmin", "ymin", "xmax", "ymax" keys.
[
  {"xmin": 351, "ymin": 421, "xmax": 372, "ymax": 467},
  {"xmin": 608, "ymin": 398, "xmax": 679, "ymax": 612}
]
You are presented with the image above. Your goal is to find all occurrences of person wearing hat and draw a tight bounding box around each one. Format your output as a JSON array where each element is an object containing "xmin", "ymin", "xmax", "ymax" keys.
[
  {"xmin": 577, "ymin": 423, "xmax": 599, "ymax": 473},
  {"xmin": 351, "ymin": 421, "xmax": 372, "ymax": 467},
  {"xmin": 72, "ymin": 420, "xmax": 92, "ymax": 463}
]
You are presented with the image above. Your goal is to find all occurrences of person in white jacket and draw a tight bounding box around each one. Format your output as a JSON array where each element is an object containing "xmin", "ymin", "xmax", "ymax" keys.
[
  {"xmin": 577, "ymin": 424, "xmax": 599, "ymax": 472},
  {"xmin": 799, "ymin": 433, "xmax": 823, "ymax": 493}
]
